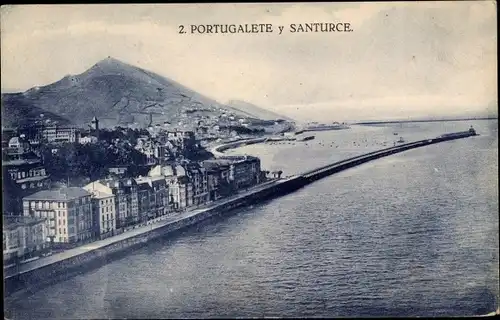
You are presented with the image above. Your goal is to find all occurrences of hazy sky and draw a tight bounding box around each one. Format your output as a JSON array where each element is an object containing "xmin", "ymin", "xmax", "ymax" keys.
[{"xmin": 1, "ymin": 2, "xmax": 497, "ymax": 121}]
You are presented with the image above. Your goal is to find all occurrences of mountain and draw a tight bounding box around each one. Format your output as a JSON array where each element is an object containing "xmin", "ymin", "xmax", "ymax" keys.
[
  {"xmin": 226, "ymin": 100, "xmax": 295, "ymax": 121},
  {"xmin": 1, "ymin": 57, "xmax": 282, "ymax": 129},
  {"xmin": 1, "ymin": 93, "xmax": 71, "ymax": 129}
]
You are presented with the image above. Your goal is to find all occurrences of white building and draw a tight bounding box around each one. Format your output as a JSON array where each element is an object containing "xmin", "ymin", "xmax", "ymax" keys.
[
  {"xmin": 79, "ymin": 135, "xmax": 98, "ymax": 144},
  {"xmin": 83, "ymin": 187, "xmax": 116, "ymax": 237},
  {"xmin": 23, "ymin": 187, "xmax": 93, "ymax": 243}
]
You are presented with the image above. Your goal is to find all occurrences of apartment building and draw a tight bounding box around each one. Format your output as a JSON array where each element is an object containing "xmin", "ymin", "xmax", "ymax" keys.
[
  {"xmin": 23, "ymin": 187, "xmax": 93, "ymax": 243},
  {"xmin": 185, "ymin": 162, "xmax": 209, "ymax": 206},
  {"xmin": 82, "ymin": 188, "xmax": 116, "ymax": 238},
  {"xmin": 203, "ymin": 155, "xmax": 262, "ymax": 190},
  {"xmin": 84, "ymin": 178, "xmax": 139, "ymax": 229},
  {"xmin": 202, "ymin": 161, "xmax": 231, "ymax": 201},
  {"xmin": 149, "ymin": 164, "xmax": 191, "ymax": 210},
  {"xmin": 42, "ymin": 125, "xmax": 81, "ymax": 143},
  {"xmin": 136, "ymin": 175, "xmax": 170, "ymax": 220}
]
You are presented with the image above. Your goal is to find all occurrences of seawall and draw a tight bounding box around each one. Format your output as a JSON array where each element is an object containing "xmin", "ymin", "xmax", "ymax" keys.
[
  {"xmin": 4, "ymin": 129, "xmax": 477, "ymax": 295},
  {"xmin": 302, "ymin": 130, "xmax": 476, "ymax": 183}
]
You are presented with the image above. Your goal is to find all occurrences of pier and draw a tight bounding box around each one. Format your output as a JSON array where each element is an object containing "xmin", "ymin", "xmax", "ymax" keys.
[{"xmin": 4, "ymin": 129, "xmax": 477, "ymax": 295}]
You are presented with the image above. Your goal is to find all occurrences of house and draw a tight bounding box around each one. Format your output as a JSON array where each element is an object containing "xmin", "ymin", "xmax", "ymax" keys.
[
  {"xmin": 22, "ymin": 187, "xmax": 93, "ymax": 243},
  {"xmin": 108, "ymin": 166, "xmax": 129, "ymax": 177},
  {"xmin": 79, "ymin": 135, "xmax": 98, "ymax": 144}
]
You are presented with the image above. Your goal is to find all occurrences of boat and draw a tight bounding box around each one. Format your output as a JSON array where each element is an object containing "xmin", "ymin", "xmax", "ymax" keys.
[
  {"xmin": 303, "ymin": 122, "xmax": 350, "ymax": 132},
  {"xmin": 396, "ymin": 137, "xmax": 405, "ymax": 143},
  {"xmin": 393, "ymin": 132, "xmax": 399, "ymax": 135}
]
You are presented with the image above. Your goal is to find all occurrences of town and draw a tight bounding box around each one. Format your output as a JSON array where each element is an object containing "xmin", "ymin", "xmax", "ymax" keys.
[{"xmin": 2, "ymin": 115, "xmax": 284, "ymax": 268}]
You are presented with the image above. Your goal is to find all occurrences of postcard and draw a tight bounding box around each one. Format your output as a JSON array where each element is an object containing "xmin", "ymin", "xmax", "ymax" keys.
[{"xmin": 1, "ymin": 2, "xmax": 498, "ymax": 319}]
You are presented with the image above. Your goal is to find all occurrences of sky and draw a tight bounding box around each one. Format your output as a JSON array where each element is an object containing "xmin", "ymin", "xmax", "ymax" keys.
[{"xmin": 1, "ymin": 2, "xmax": 497, "ymax": 121}]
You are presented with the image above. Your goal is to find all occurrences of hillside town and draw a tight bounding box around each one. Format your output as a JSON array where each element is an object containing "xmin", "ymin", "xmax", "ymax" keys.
[{"xmin": 2, "ymin": 116, "xmax": 277, "ymax": 267}]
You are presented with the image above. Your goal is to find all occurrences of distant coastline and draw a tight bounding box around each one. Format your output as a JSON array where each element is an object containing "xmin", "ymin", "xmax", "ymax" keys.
[{"xmin": 354, "ymin": 116, "xmax": 497, "ymax": 125}]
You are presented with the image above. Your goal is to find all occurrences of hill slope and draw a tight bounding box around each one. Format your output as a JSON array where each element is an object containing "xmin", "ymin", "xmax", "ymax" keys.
[
  {"xmin": 1, "ymin": 93, "xmax": 71, "ymax": 129},
  {"xmin": 226, "ymin": 100, "xmax": 295, "ymax": 121},
  {"xmin": 1, "ymin": 57, "xmax": 278, "ymax": 129}
]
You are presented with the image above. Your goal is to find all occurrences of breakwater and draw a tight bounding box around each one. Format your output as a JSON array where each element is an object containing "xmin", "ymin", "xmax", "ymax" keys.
[
  {"xmin": 4, "ymin": 129, "xmax": 477, "ymax": 295},
  {"xmin": 301, "ymin": 130, "xmax": 477, "ymax": 183},
  {"xmin": 211, "ymin": 137, "xmax": 268, "ymax": 156}
]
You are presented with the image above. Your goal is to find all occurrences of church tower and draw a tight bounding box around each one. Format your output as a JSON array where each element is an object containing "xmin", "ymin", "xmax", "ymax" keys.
[{"xmin": 90, "ymin": 116, "xmax": 99, "ymax": 131}]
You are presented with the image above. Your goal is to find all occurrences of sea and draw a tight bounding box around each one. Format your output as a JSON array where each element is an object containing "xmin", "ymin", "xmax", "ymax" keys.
[{"xmin": 4, "ymin": 120, "xmax": 499, "ymax": 319}]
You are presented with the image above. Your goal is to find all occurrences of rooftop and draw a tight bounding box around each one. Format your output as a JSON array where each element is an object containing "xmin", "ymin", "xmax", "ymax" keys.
[
  {"xmin": 3, "ymin": 215, "xmax": 47, "ymax": 230},
  {"xmin": 16, "ymin": 175, "xmax": 50, "ymax": 183},
  {"xmin": 24, "ymin": 187, "xmax": 91, "ymax": 201},
  {"xmin": 90, "ymin": 190, "xmax": 114, "ymax": 199},
  {"xmin": 203, "ymin": 159, "xmax": 234, "ymax": 166},
  {"xmin": 202, "ymin": 161, "xmax": 230, "ymax": 171},
  {"xmin": 2, "ymin": 159, "xmax": 41, "ymax": 167}
]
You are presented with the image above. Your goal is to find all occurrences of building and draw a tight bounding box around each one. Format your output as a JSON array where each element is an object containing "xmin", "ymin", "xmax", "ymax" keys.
[
  {"xmin": 1, "ymin": 128, "xmax": 17, "ymax": 149},
  {"xmin": 166, "ymin": 130, "xmax": 197, "ymax": 153},
  {"xmin": 136, "ymin": 179, "xmax": 152, "ymax": 222},
  {"xmin": 203, "ymin": 161, "xmax": 231, "ymax": 201},
  {"xmin": 90, "ymin": 116, "xmax": 99, "ymax": 131},
  {"xmin": 42, "ymin": 125, "xmax": 81, "ymax": 143},
  {"xmin": 2, "ymin": 137, "xmax": 51, "ymax": 214},
  {"xmin": 6, "ymin": 136, "xmax": 31, "ymax": 158},
  {"xmin": 82, "ymin": 188, "xmax": 116, "ymax": 238},
  {"xmin": 135, "ymin": 175, "xmax": 170, "ymax": 220},
  {"xmin": 184, "ymin": 162, "xmax": 209, "ymax": 206},
  {"xmin": 22, "ymin": 187, "xmax": 93, "ymax": 243},
  {"xmin": 108, "ymin": 166, "xmax": 129, "ymax": 177},
  {"xmin": 2, "ymin": 158, "xmax": 51, "ymax": 192},
  {"xmin": 84, "ymin": 179, "xmax": 139, "ymax": 229},
  {"xmin": 3, "ymin": 215, "xmax": 49, "ymax": 263},
  {"xmin": 3, "ymin": 137, "xmax": 50, "ymax": 192},
  {"xmin": 79, "ymin": 135, "xmax": 98, "ymax": 144},
  {"xmin": 135, "ymin": 137, "xmax": 165, "ymax": 165},
  {"xmin": 12, "ymin": 124, "xmax": 46, "ymax": 146},
  {"xmin": 203, "ymin": 155, "xmax": 262, "ymax": 190},
  {"xmin": 149, "ymin": 164, "xmax": 191, "ymax": 210}
]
